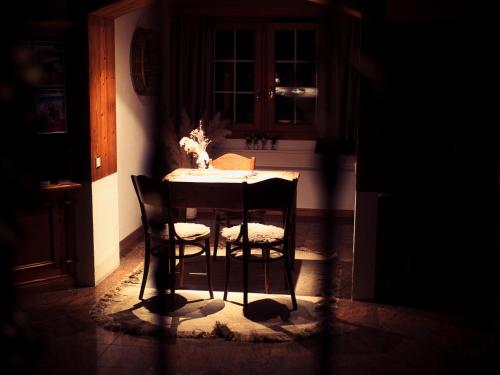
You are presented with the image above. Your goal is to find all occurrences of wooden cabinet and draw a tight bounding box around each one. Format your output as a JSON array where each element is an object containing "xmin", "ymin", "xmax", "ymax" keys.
[{"xmin": 13, "ymin": 182, "xmax": 81, "ymax": 290}]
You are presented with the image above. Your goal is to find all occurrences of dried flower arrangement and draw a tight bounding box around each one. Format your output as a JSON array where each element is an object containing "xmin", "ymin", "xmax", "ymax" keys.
[
  {"xmin": 167, "ymin": 109, "xmax": 231, "ymax": 170},
  {"xmin": 179, "ymin": 120, "xmax": 212, "ymax": 168}
]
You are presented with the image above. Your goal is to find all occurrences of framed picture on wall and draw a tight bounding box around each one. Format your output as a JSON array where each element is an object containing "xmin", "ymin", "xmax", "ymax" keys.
[
  {"xmin": 35, "ymin": 89, "xmax": 66, "ymax": 134},
  {"xmin": 32, "ymin": 41, "xmax": 65, "ymax": 86}
]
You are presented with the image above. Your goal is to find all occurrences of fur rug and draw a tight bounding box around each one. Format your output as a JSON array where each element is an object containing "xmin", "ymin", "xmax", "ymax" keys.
[{"xmin": 90, "ymin": 265, "xmax": 334, "ymax": 342}]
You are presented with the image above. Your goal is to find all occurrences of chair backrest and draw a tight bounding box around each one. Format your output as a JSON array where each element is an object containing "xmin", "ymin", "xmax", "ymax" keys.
[
  {"xmin": 212, "ymin": 153, "xmax": 256, "ymax": 170},
  {"xmin": 242, "ymin": 177, "xmax": 298, "ymax": 238},
  {"xmin": 131, "ymin": 175, "xmax": 169, "ymax": 232}
]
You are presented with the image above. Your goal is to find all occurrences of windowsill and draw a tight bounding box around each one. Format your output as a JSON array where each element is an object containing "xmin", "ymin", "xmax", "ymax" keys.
[
  {"xmin": 211, "ymin": 140, "xmax": 355, "ymax": 171},
  {"xmin": 214, "ymin": 138, "xmax": 317, "ymax": 151}
]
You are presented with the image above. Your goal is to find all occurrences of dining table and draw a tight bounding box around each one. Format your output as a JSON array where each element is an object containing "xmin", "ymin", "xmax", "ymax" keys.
[{"xmin": 163, "ymin": 167, "xmax": 300, "ymax": 265}]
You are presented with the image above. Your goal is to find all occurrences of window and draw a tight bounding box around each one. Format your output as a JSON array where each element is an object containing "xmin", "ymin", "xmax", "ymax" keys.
[{"xmin": 213, "ymin": 22, "xmax": 318, "ymax": 139}]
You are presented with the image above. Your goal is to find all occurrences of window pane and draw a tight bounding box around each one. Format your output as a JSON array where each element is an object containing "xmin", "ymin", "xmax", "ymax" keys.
[
  {"xmin": 295, "ymin": 97, "xmax": 316, "ymax": 124},
  {"xmin": 235, "ymin": 94, "xmax": 253, "ymax": 123},
  {"xmin": 214, "ymin": 93, "xmax": 234, "ymax": 123},
  {"xmin": 275, "ymin": 30, "xmax": 294, "ymax": 60},
  {"xmin": 296, "ymin": 63, "xmax": 316, "ymax": 87},
  {"xmin": 275, "ymin": 96, "xmax": 293, "ymax": 124},
  {"xmin": 235, "ymin": 62, "xmax": 253, "ymax": 92},
  {"xmin": 215, "ymin": 30, "xmax": 234, "ymax": 60},
  {"xmin": 297, "ymin": 30, "xmax": 316, "ymax": 60},
  {"xmin": 236, "ymin": 30, "xmax": 254, "ymax": 60},
  {"xmin": 275, "ymin": 62, "xmax": 294, "ymax": 86},
  {"xmin": 214, "ymin": 62, "xmax": 234, "ymax": 91}
]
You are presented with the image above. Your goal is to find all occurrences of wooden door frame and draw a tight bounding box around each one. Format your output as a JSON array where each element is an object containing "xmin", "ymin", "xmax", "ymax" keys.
[{"xmin": 88, "ymin": 0, "xmax": 153, "ymax": 181}]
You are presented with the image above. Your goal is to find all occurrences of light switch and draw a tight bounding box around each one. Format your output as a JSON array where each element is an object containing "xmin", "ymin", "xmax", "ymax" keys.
[{"xmin": 95, "ymin": 156, "xmax": 101, "ymax": 168}]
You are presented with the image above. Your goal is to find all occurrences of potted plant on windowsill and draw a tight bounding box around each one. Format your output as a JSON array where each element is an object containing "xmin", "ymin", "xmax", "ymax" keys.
[
  {"xmin": 252, "ymin": 134, "xmax": 261, "ymax": 150},
  {"xmin": 260, "ymin": 134, "xmax": 269, "ymax": 150},
  {"xmin": 270, "ymin": 135, "xmax": 279, "ymax": 150},
  {"xmin": 245, "ymin": 134, "xmax": 253, "ymax": 149}
]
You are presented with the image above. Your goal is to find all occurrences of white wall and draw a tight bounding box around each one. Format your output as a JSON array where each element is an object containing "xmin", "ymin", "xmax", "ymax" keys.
[
  {"xmin": 83, "ymin": 8, "xmax": 155, "ymax": 287},
  {"xmin": 92, "ymin": 174, "xmax": 120, "ymax": 285},
  {"xmin": 211, "ymin": 139, "xmax": 356, "ymax": 211},
  {"xmin": 115, "ymin": 8, "xmax": 155, "ymax": 241}
]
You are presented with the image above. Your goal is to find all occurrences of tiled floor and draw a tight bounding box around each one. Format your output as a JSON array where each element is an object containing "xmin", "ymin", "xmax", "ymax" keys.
[{"xmin": 8, "ymin": 216, "xmax": 498, "ymax": 374}]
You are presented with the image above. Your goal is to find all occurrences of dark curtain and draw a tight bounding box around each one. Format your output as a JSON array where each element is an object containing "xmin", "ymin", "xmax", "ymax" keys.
[
  {"xmin": 164, "ymin": 16, "xmax": 215, "ymax": 130},
  {"xmin": 317, "ymin": 6, "xmax": 361, "ymax": 155},
  {"xmin": 152, "ymin": 16, "xmax": 215, "ymax": 178}
]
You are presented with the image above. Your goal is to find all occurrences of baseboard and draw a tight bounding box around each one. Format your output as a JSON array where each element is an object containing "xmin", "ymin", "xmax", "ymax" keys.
[
  {"xmin": 120, "ymin": 227, "xmax": 143, "ymax": 257},
  {"xmin": 296, "ymin": 208, "xmax": 354, "ymax": 219},
  {"xmin": 15, "ymin": 275, "xmax": 74, "ymax": 295},
  {"xmin": 196, "ymin": 207, "xmax": 353, "ymax": 220}
]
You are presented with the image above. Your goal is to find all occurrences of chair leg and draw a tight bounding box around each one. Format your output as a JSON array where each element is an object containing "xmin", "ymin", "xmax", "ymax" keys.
[
  {"xmin": 139, "ymin": 241, "xmax": 151, "ymax": 300},
  {"xmin": 263, "ymin": 248, "xmax": 269, "ymax": 294},
  {"xmin": 283, "ymin": 250, "xmax": 298, "ymax": 311},
  {"xmin": 178, "ymin": 245, "xmax": 185, "ymax": 288},
  {"xmin": 223, "ymin": 242, "xmax": 231, "ymax": 301},
  {"xmin": 213, "ymin": 217, "xmax": 220, "ymax": 260},
  {"xmin": 205, "ymin": 238, "xmax": 214, "ymax": 299},
  {"xmin": 169, "ymin": 244, "xmax": 177, "ymax": 308}
]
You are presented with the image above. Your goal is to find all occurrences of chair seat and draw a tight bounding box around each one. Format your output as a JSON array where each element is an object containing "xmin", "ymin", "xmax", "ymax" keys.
[
  {"xmin": 221, "ymin": 222, "xmax": 284, "ymax": 243},
  {"xmin": 150, "ymin": 222, "xmax": 211, "ymax": 241}
]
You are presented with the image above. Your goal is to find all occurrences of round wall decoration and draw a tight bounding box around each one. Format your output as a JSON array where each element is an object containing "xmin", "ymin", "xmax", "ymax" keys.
[{"xmin": 130, "ymin": 28, "xmax": 158, "ymax": 96}]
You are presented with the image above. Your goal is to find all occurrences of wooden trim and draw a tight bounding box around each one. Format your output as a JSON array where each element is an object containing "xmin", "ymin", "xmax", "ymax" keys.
[
  {"xmin": 343, "ymin": 6, "xmax": 362, "ymax": 20},
  {"xmin": 13, "ymin": 261, "xmax": 55, "ymax": 272},
  {"xmin": 40, "ymin": 181, "xmax": 82, "ymax": 192},
  {"xmin": 120, "ymin": 227, "xmax": 143, "ymax": 256},
  {"xmin": 307, "ymin": 1, "xmax": 362, "ymax": 19},
  {"xmin": 90, "ymin": 0, "xmax": 154, "ymax": 19},
  {"xmin": 14, "ymin": 275, "xmax": 74, "ymax": 292},
  {"xmin": 88, "ymin": 15, "xmax": 117, "ymax": 181},
  {"xmin": 169, "ymin": 0, "xmax": 322, "ymax": 17}
]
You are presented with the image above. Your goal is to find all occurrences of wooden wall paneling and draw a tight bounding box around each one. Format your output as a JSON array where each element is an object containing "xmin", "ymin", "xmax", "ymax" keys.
[
  {"xmin": 105, "ymin": 17, "xmax": 117, "ymax": 177},
  {"xmin": 88, "ymin": 0, "xmax": 156, "ymax": 183},
  {"xmin": 88, "ymin": 15, "xmax": 116, "ymax": 181},
  {"xmin": 88, "ymin": 14, "xmax": 100, "ymax": 181}
]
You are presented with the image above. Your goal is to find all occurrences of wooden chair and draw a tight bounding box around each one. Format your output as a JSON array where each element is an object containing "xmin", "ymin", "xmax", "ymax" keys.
[
  {"xmin": 131, "ymin": 175, "xmax": 213, "ymax": 301},
  {"xmin": 211, "ymin": 153, "xmax": 265, "ymax": 260},
  {"xmin": 211, "ymin": 152, "xmax": 256, "ymax": 171},
  {"xmin": 221, "ymin": 177, "xmax": 299, "ymax": 312}
]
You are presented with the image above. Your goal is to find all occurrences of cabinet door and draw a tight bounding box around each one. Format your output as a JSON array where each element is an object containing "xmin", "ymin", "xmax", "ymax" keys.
[{"xmin": 13, "ymin": 198, "xmax": 70, "ymax": 286}]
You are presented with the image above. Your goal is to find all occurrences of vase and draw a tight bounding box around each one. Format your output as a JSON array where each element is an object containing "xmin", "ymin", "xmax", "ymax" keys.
[{"xmin": 196, "ymin": 150, "xmax": 210, "ymax": 169}]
